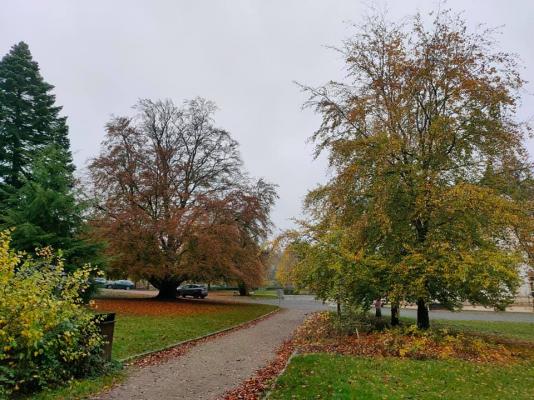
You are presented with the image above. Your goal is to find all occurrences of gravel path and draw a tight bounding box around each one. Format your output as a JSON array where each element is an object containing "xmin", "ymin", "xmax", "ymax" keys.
[{"xmin": 96, "ymin": 308, "xmax": 308, "ymax": 400}]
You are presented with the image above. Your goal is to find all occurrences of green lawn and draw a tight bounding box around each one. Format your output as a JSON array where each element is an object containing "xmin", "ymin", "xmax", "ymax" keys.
[
  {"xmin": 113, "ymin": 303, "xmax": 277, "ymax": 360},
  {"xmin": 250, "ymin": 289, "xmax": 279, "ymax": 299},
  {"xmin": 269, "ymin": 354, "xmax": 534, "ymax": 400},
  {"xmin": 432, "ymin": 319, "xmax": 534, "ymax": 342},
  {"xmin": 398, "ymin": 316, "xmax": 534, "ymax": 342},
  {"xmin": 27, "ymin": 370, "xmax": 126, "ymax": 400}
]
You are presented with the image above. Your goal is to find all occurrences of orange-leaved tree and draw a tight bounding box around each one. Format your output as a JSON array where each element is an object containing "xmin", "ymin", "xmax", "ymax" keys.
[{"xmin": 89, "ymin": 98, "xmax": 276, "ymax": 298}]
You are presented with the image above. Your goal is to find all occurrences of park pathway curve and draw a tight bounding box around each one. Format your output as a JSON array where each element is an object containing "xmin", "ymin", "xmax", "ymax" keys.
[{"xmin": 95, "ymin": 307, "xmax": 309, "ymax": 400}]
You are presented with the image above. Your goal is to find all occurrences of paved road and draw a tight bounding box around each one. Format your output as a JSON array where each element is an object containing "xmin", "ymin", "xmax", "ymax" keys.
[
  {"xmin": 101, "ymin": 289, "xmax": 534, "ymax": 322},
  {"xmin": 237, "ymin": 295, "xmax": 534, "ymax": 323},
  {"xmin": 381, "ymin": 306, "xmax": 534, "ymax": 322},
  {"xmin": 226, "ymin": 294, "xmax": 330, "ymax": 312}
]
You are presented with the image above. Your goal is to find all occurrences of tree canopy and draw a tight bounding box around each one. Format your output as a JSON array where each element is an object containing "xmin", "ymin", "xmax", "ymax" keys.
[
  {"xmin": 284, "ymin": 9, "xmax": 534, "ymax": 328},
  {"xmin": 1, "ymin": 145, "xmax": 103, "ymax": 271},
  {"xmin": 89, "ymin": 98, "xmax": 277, "ymax": 298}
]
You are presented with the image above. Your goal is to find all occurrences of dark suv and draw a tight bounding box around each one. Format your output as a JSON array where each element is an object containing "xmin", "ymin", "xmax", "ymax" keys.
[{"xmin": 177, "ymin": 284, "xmax": 208, "ymax": 299}]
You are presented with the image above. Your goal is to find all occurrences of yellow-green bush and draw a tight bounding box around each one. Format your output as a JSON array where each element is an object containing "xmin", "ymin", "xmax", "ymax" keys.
[{"xmin": 0, "ymin": 231, "xmax": 106, "ymax": 398}]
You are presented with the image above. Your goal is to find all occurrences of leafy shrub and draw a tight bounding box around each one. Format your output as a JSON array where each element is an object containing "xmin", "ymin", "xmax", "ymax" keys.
[
  {"xmin": 294, "ymin": 312, "xmax": 338, "ymax": 343},
  {"xmin": 334, "ymin": 306, "xmax": 390, "ymax": 335},
  {"xmin": 0, "ymin": 232, "xmax": 107, "ymax": 398},
  {"xmin": 295, "ymin": 309, "xmax": 390, "ymax": 344},
  {"xmin": 379, "ymin": 325, "xmax": 510, "ymax": 361}
]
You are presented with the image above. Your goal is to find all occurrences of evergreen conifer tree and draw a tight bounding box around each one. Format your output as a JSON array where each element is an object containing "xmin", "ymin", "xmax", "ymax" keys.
[
  {"xmin": 0, "ymin": 42, "xmax": 102, "ymax": 273},
  {"xmin": 1, "ymin": 145, "xmax": 103, "ymax": 271},
  {"xmin": 0, "ymin": 41, "xmax": 72, "ymax": 189}
]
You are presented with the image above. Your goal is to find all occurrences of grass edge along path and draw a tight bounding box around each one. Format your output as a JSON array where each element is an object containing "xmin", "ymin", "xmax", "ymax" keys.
[
  {"xmin": 25, "ymin": 370, "xmax": 127, "ymax": 400},
  {"xmin": 267, "ymin": 314, "xmax": 534, "ymax": 399},
  {"xmin": 125, "ymin": 307, "xmax": 281, "ymax": 365},
  {"xmin": 25, "ymin": 302, "xmax": 278, "ymax": 400},
  {"xmin": 103, "ymin": 301, "xmax": 277, "ymax": 360},
  {"xmin": 268, "ymin": 353, "xmax": 534, "ymax": 400},
  {"xmin": 117, "ymin": 304, "xmax": 279, "ymax": 362}
]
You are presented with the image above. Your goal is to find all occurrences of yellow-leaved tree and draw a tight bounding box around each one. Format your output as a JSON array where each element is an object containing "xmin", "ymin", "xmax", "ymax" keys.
[{"xmin": 291, "ymin": 9, "xmax": 534, "ymax": 328}]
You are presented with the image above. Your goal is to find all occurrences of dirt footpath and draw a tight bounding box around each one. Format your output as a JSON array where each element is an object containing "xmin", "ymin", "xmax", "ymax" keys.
[{"xmin": 96, "ymin": 308, "xmax": 308, "ymax": 400}]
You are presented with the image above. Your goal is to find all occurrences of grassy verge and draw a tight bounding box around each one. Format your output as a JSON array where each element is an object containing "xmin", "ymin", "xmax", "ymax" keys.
[
  {"xmin": 399, "ymin": 317, "xmax": 534, "ymax": 342},
  {"xmin": 250, "ymin": 289, "xmax": 278, "ymax": 299},
  {"xmin": 432, "ymin": 319, "xmax": 534, "ymax": 341},
  {"xmin": 112, "ymin": 303, "xmax": 277, "ymax": 359},
  {"xmin": 269, "ymin": 354, "xmax": 534, "ymax": 400},
  {"xmin": 210, "ymin": 289, "xmax": 279, "ymax": 299},
  {"xmin": 24, "ymin": 370, "xmax": 126, "ymax": 400}
]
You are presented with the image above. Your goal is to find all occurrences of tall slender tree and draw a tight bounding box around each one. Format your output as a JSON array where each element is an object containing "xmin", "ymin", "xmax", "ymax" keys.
[
  {"xmin": 0, "ymin": 42, "xmax": 72, "ymax": 190},
  {"xmin": 0, "ymin": 42, "xmax": 100, "ymax": 273}
]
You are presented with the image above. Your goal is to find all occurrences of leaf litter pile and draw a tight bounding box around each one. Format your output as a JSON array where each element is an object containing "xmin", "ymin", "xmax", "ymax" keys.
[
  {"xmin": 292, "ymin": 312, "xmax": 531, "ymax": 364},
  {"xmin": 94, "ymin": 298, "xmax": 246, "ymax": 316}
]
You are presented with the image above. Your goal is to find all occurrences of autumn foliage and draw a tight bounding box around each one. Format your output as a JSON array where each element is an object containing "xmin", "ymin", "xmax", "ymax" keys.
[
  {"xmin": 0, "ymin": 232, "xmax": 106, "ymax": 397},
  {"xmin": 281, "ymin": 9, "xmax": 534, "ymax": 328},
  {"xmin": 89, "ymin": 98, "xmax": 277, "ymax": 298},
  {"xmin": 94, "ymin": 298, "xmax": 254, "ymax": 317},
  {"xmin": 292, "ymin": 313, "xmax": 519, "ymax": 364}
]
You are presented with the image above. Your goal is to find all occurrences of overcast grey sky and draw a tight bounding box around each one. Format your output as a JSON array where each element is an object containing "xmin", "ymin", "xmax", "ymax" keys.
[{"xmin": 1, "ymin": 0, "xmax": 533, "ymax": 233}]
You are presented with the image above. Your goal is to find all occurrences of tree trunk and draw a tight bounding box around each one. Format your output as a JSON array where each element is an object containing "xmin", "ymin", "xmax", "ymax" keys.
[
  {"xmin": 414, "ymin": 222, "xmax": 430, "ymax": 330},
  {"xmin": 336, "ymin": 302, "xmax": 341, "ymax": 316},
  {"xmin": 416, "ymin": 298, "xmax": 430, "ymax": 329},
  {"xmin": 238, "ymin": 282, "xmax": 249, "ymax": 296},
  {"xmin": 390, "ymin": 302, "xmax": 400, "ymax": 326},
  {"xmin": 373, "ymin": 298, "xmax": 382, "ymax": 319},
  {"xmin": 152, "ymin": 279, "xmax": 180, "ymax": 299}
]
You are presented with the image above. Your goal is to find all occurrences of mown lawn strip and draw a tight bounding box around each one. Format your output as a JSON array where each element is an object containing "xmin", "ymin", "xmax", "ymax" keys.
[
  {"xmin": 269, "ymin": 354, "xmax": 534, "ymax": 400},
  {"xmin": 110, "ymin": 303, "xmax": 277, "ymax": 359}
]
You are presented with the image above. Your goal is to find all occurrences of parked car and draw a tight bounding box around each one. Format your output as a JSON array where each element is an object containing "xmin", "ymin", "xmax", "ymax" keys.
[
  {"xmin": 176, "ymin": 284, "xmax": 208, "ymax": 299},
  {"xmin": 92, "ymin": 277, "xmax": 108, "ymax": 288},
  {"xmin": 106, "ymin": 279, "xmax": 135, "ymax": 290}
]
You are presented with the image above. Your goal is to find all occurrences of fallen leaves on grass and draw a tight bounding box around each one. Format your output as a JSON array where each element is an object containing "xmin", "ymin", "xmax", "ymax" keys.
[
  {"xmin": 211, "ymin": 313, "xmax": 531, "ymax": 400},
  {"xmin": 219, "ymin": 340, "xmax": 295, "ymax": 400},
  {"xmin": 94, "ymin": 298, "xmax": 249, "ymax": 316},
  {"xmin": 293, "ymin": 312, "xmax": 518, "ymax": 363}
]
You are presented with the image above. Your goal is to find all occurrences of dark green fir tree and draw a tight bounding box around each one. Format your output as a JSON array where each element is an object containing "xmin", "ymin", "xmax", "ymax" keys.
[
  {"xmin": 0, "ymin": 41, "xmax": 72, "ymax": 190},
  {"xmin": 1, "ymin": 145, "xmax": 104, "ymax": 272},
  {"xmin": 0, "ymin": 42, "xmax": 104, "ymax": 277}
]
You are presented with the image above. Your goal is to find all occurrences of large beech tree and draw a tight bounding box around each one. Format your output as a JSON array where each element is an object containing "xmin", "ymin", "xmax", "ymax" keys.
[
  {"xmin": 292, "ymin": 10, "xmax": 534, "ymax": 328},
  {"xmin": 89, "ymin": 98, "xmax": 276, "ymax": 298}
]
